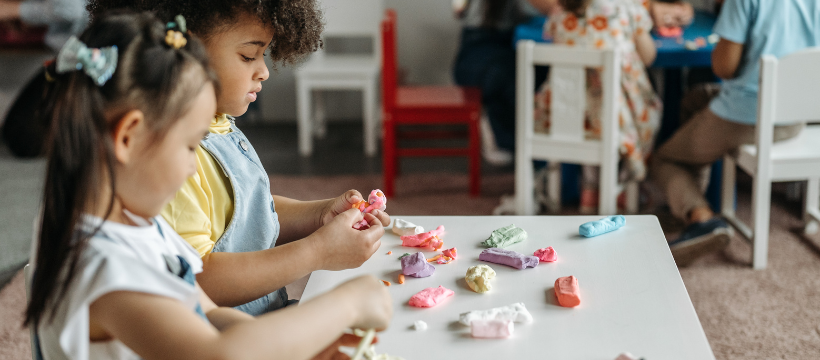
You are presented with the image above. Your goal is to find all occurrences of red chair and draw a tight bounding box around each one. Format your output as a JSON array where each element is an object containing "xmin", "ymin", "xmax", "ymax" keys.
[{"xmin": 381, "ymin": 9, "xmax": 482, "ymax": 197}]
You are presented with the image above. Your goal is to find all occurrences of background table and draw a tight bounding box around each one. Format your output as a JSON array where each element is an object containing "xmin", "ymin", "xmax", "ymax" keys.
[{"xmin": 302, "ymin": 216, "xmax": 715, "ymax": 360}]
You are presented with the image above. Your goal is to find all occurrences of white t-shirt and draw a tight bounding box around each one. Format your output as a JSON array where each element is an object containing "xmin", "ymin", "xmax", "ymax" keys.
[{"xmin": 35, "ymin": 212, "xmax": 204, "ymax": 360}]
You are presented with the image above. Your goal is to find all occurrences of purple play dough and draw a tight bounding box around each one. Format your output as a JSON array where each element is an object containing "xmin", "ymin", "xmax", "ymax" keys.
[
  {"xmin": 479, "ymin": 248, "xmax": 539, "ymax": 270},
  {"xmin": 401, "ymin": 252, "xmax": 436, "ymax": 277}
]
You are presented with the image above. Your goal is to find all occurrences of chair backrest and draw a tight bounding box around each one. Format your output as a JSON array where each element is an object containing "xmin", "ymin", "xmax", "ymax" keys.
[
  {"xmin": 317, "ymin": 0, "xmax": 383, "ymax": 58},
  {"xmin": 758, "ymin": 47, "xmax": 820, "ymax": 126},
  {"xmin": 24, "ymin": 264, "xmax": 44, "ymax": 360},
  {"xmin": 516, "ymin": 40, "xmax": 621, "ymax": 164},
  {"xmin": 380, "ymin": 9, "xmax": 398, "ymax": 112}
]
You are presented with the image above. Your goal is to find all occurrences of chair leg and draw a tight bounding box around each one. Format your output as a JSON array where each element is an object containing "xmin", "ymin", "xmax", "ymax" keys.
[
  {"xmin": 547, "ymin": 162, "xmax": 562, "ymax": 213},
  {"xmin": 363, "ymin": 83, "xmax": 377, "ymax": 157},
  {"xmin": 805, "ymin": 178, "xmax": 820, "ymax": 235},
  {"xmin": 751, "ymin": 176, "xmax": 772, "ymax": 270},
  {"xmin": 515, "ymin": 148, "xmax": 535, "ymax": 216},
  {"xmin": 469, "ymin": 115, "xmax": 481, "ymax": 197},
  {"xmin": 314, "ymin": 91, "xmax": 327, "ymax": 139},
  {"xmin": 721, "ymin": 155, "xmax": 736, "ymax": 220},
  {"xmin": 296, "ymin": 81, "xmax": 313, "ymax": 157},
  {"xmin": 382, "ymin": 116, "xmax": 396, "ymax": 197},
  {"xmin": 599, "ymin": 161, "xmax": 618, "ymax": 215}
]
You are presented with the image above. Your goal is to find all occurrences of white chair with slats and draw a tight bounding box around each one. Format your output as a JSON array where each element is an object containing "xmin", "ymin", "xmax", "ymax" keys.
[
  {"xmin": 720, "ymin": 48, "xmax": 820, "ymax": 269},
  {"xmin": 295, "ymin": 0, "xmax": 383, "ymax": 157},
  {"xmin": 515, "ymin": 40, "xmax": 638, "ymax": 215}
]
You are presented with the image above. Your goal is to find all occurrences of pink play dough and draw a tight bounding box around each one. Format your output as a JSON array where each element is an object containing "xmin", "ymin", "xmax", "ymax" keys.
[
  {"xmin": 408, "ymin": 286, "xmax": 454, "ymax": 308},
  {"xmin": 554, "ymin": 276, "xmax": 581, "ymax": 308},
  {"xmin": 470, "ymin": 319, "xmax": 514, "ymax": 338},
  {"xmin": 401, "ymin": 225, "xmax": 445, "ymax": 249},
  {"xmin": 534, "ymin": 247, "xmax": 557, "ymax": 262}
]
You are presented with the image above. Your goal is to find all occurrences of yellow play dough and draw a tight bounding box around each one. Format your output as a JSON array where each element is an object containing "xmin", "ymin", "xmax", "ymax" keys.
[{"xmin": 465, "ymin": 265, "xmax": 496, "ymax": 293}]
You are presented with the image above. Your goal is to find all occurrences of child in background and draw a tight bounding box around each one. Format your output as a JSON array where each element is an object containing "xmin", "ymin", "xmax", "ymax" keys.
[
  {"xmin": 28, "ymin": 12, "xmax": 391, "ymax": 360},
  {"xmin": 87, "ymin": 0, "xmax": 391, "ymax": 315},
  {"xmin": 532, "ymin": 0, "xmax": 662, "ymax": 213},
  {"xmin": 652, "ymin": 0, "xmax": 817, "ymax": 266}
]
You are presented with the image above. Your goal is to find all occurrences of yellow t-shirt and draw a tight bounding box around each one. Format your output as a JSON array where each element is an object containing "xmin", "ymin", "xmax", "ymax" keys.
[{"xmin": 161, "ymin": 114, "xmax": 234, "ymax": 257}]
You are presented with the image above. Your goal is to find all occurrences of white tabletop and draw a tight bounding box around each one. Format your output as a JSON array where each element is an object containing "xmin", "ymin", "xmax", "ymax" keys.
[{"xmin": 302, "ymin": 215, "xmax": 715, "ymax": 360}]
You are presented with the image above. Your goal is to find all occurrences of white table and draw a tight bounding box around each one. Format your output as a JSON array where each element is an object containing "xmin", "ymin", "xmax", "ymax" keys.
[{"xmin": 302, "ymin": 216, "xmax": 715, "ymax": 360}]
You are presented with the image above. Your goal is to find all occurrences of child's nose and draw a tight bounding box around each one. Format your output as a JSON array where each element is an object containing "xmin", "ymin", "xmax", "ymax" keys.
[{"xmin": 256, "ymin": 63, "xmax": 269, "ymax": 81}]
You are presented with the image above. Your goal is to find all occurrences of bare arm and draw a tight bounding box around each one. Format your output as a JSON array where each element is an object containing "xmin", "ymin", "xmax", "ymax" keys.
[
  {"xmin": 634, "ymin": 31, "xmax": 657, "ymax": 66},
  {"xmin": 712, "ymin": 38, "xmax": 743, "ymax": 80},
  {"xmin": 0, "ymin": 1, "xmax": 21, "ymax": 21},
  {"xmin": 527, "ymin": 0, "xmax": 560, "ymax": 16},
  {"xmin": 89, "ymin": 275, "xmax": 392, "ymax": 360},
  {"xmin": 198, "ymin": 209, "xmax": 384, "ymax": 307}
]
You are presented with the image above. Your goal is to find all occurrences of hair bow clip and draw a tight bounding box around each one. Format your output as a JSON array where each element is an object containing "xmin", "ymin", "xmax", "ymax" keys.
[
  {"xmin": 56, "ymin": 36, "xmax": 118, "ymax": 86},
  {"xmin": 165, "ymin": 15, "xmax": 188, "ymax": 49}
]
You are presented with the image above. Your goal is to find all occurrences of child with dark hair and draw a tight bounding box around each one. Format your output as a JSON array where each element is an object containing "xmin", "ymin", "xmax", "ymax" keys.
[
  {"xmin": 86, "ymin": 0, "xmax": 392, "ymax": 316},
  {"xmin": 28, "ymin": 11, "xmax": 392, "ymax": 360}
]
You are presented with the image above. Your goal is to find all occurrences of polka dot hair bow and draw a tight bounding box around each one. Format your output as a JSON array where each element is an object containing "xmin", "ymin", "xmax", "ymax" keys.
[{"xmin": 56, "ymin": 36, "xmax": 118, "ymax": 86}]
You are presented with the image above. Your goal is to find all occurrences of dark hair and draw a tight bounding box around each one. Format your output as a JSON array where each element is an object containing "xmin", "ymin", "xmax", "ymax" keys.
[
  {"xmin": 560, "ymin": 0, "xmax": 592, "ymax": 17},
  {"xmin": 87, "ymin": 0, "xmax": 324, "ymax": 67},
  {"xmin": 25, "ymin": 11, "xmax": 218, "ymax": 328}
]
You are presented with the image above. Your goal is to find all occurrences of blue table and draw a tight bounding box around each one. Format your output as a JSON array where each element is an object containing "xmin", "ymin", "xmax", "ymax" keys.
[{"xmin": 515, "ymin": 12, "xmax": 725, "ymax": 211}]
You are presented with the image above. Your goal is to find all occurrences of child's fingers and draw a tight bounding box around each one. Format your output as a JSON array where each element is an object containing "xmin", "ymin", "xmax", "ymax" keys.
[
  {"xmin": 370, "ymin": 209, "xmax": 391, "ymax": 227},
  {"xmin": 339, "ymin": 207, "xmax": 365, "ymax": 224},
  {"xmin": 342, "ymin": 189, "xmax": 363, "ymax": 206}
]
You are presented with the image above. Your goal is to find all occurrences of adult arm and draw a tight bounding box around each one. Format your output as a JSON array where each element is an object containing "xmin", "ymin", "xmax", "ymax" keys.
[
  {"xmin": 89, "ymin": 275, "xmax": 392, "ymax": 360},
  {"xmin": 711, "ymin": 39, "xmax": 743, "ymax": 79}
]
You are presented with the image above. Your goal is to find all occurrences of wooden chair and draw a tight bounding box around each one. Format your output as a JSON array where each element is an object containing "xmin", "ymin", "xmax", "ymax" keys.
[
  {"xmin": 380, "ymin": 9, "xmax": 481, "ymax": 197},
  {"xmin": 515, "ymin": 40, "xmax": 638, "ymax": 215},
  {"xmin": 295, "ymin": 0, "xmax": 383, "ymax": 157},
  {"xmin": 720, "ymin": 48, "xmax": 820, "ymax": 269}
]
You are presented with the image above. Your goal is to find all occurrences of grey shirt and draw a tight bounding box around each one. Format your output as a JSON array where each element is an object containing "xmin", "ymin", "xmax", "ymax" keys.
[{"xmin": 18, "ymin": 0, "xmax": 87, "ymax": 51}]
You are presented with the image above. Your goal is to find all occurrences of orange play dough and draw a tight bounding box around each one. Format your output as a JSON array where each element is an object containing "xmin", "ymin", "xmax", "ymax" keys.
[{"xmin": 554, "ymin": 276, "xmax": 581, "ymax": 307}]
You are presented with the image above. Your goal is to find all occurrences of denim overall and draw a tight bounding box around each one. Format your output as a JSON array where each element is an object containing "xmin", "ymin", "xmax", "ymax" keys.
[{"xmin": 200, "ymin": 117, "xmax": 287, "ymax": 316}]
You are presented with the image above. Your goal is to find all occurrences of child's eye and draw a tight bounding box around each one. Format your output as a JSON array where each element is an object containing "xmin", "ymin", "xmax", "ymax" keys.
[{"xmin": 241, "ymin": 55, "xmax": 256, "ymax": 62}]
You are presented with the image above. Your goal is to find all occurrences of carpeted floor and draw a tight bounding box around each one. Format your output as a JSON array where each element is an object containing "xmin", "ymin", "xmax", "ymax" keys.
[{"xmin": 2, "ymin": 172, "xmax": 820, "ymax": 359}]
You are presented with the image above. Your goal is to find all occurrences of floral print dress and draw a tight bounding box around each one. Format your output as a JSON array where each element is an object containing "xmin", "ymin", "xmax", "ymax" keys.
[{"xmin": 534, "ymin": 0, "xmax": 661, "ymax": 182}]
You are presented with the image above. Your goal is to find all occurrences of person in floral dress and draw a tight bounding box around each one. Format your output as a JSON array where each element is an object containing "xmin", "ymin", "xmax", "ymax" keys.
[{"xmin": 533, "ymin": 0, "xmax": 662, "ymax": 213}]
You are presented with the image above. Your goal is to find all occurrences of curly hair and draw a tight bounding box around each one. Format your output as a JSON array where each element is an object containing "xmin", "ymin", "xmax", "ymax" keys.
[{"xmin": 87, "ymin": 0, "xmax": 324, "ymax": 66}]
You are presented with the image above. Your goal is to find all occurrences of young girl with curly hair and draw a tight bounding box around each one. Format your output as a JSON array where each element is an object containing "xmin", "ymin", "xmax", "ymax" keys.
[{"xmin": 86, "ymin": 0, "xmax": 392, "ymax": 316}]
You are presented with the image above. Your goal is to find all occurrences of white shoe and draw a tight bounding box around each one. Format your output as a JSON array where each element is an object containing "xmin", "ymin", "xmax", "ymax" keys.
[{"xmin": 480, "ymin": 114, "xmax": 513, "ymax": 166}]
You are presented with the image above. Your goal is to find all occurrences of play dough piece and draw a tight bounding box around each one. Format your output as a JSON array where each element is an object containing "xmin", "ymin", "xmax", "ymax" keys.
[
  {"xmin": 387, "ymin": 251, "xmax": 392, "ymax": 255},
  {"xmin": 533, "ymin": 247, "xmax": 557, "ymax": 262},
  {"xmin": 382, "ymin": 280, "xmax": 391, "ymax": 286},
  {"xmin": 458, "ymin": 303, "xmax": 533, "ymax": 326},
  {"xmin": 579, "ymin": 215, "xmax": 625, "ymax": 237},
  {"xmin": 397, "ymin": 274, "xmax": 405, "ymax": 284},
  {"xmin": 401, "ymin": 225, "xmax": 445, "ymax": 249},
  {"xmin": 427, "ymin": 254, "xmax": 454, "ymax": 264},
  {"xmin": 392, "ymin": 219, "xmax": 425, "ymax": 236},
  {"xmin": 656, "ymin": 26, "xmax": 682, "ymax": 37},
  {"xmin": 479, "ymin": 248, "xmax": 539, "ymax": 270},
  {"xmin": 482, "ymin": 224, "xmax": 527, "ymax": 248},
  {"xmin": 554, "ymin": 276, "xmax": 581, "ymax": 307},
  {"xmin": 442, "ymin": 247, "xmax": 457, "ymax": 259},
  {"xmin": 408, "ymin": 286, "xmax": 454, "ymax": 308},
  {"xmin": 352, "ymin": 189, "xmax": 387, "ymax": 230},
  {"xmin": 465, "ymin": 265, "xmax": 496, "ymax": 293},
  {"xmin": 412, "ymin": 320, "xmax": 427, "ymax": 331},
  {"xmin": 398, "ymin": 253, "xmax": 411, "ymax": 259},
  {"xmin": 614, "ymin": 353, "xmax": 639, "ymax": 360},
  {"xmin": 470, "ymin": 319, "xmax": 514, "ymax": 339},
  {"xmin": 401, "ymin": 252, "xmax": 435, "ymax": 278}
]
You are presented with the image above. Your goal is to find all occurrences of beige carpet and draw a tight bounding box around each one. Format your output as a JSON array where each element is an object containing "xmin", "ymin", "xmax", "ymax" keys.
[{"xmin": 2, "ymin": 172, "xmax": 820, "ymax": 359}]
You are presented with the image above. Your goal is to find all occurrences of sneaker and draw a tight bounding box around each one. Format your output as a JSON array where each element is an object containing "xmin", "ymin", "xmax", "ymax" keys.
[
  {"xmin": 669, "ymin": 218, "xmax": 731, "ymax": 267},
  {"xmin": 479, "ymin": 114, "xmax": 513, "ymax": 166}
]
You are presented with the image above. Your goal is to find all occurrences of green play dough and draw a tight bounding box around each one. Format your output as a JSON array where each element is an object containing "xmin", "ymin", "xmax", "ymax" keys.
[
  {"xmin": 398, "ymin": 253, "xmax": 411, "ymax": 259},
  {"xmin": 481, "ymin": 224, "xmax": 527, "ymax": 248}
]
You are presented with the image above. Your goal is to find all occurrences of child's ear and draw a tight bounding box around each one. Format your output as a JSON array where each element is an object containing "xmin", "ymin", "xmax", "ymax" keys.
[{"xmin": 112, "ymin": 110, "xmax": 146, "ymax": 164}]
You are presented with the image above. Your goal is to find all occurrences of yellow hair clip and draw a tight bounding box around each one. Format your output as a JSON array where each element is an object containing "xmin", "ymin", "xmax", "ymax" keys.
[{"xmin": 165, "ymin": 30, "xmax": 187, "ymax": 49}]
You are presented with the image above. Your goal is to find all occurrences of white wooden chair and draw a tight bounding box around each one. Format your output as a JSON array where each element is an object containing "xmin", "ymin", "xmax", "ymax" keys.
[
  {"xmin": 720, "ymin": 48, "xmax": 820, "ymax": 269},
  {"xmin": 514, "ymin": 40, "xmax": 638, "ymax": 215},
  {"xmin": 295, "ymin": 0, "xmax": 383, "ymax": 157},
  {"xmin": 24, "ymin": 264, "xmax": 43, "ymax": 360}
]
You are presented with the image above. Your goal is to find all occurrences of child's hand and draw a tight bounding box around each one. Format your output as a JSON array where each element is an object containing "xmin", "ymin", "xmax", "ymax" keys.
[
  {"xmin": 321, "ymin": 190, "xmax": 391, "ymax": 227},
  {"xmin": 311, "ymin": 333, "xmax": 378, "ymax": 360},
  {"xmin": 311, "ymin": 208, "xmax": 384, "ymax": 271},
  {"xmin": 337, "ymin": 275, "xmax": 393, "ymax": 331}
]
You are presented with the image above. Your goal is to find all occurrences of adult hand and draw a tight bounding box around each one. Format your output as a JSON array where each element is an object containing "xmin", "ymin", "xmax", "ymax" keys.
[
  {"xmin": 321, "ymin": 189, "xmax": 391, "ymax": 227},
  {"xmin": 311, "ymin": 208, "xmax": 384, "ymax": 271},
  {"xmin": 650, "ymin": 1, "xmax": 694, "ymax": 28}
]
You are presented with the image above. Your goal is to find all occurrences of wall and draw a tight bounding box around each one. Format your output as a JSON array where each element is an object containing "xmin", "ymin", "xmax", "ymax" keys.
[{"xmin": 259, "ymin": 0, "xmax": 463, "ymax": 123}]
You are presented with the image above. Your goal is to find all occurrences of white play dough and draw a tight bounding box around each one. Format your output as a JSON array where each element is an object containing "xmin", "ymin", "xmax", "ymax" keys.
[
  {"xmin": 392, "ymin": 219, "xmax": 424, "ymax": 236},
  {"xmin": 412, "ymin": 320, "xmax": 428, "ymax": 331},
  {"xmin": 459, "ymin": 303, "xmax": 533, "ymax": 326}
]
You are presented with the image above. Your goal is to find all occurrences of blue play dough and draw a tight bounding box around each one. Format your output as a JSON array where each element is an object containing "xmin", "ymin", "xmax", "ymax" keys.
[{"xmin": 579, "ymin": 215, "xmax": 625, "ymax": 237}]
